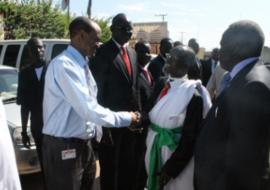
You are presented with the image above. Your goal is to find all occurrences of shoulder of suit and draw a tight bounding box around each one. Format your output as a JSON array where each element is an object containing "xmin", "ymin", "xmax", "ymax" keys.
[
  {"xmin": 19, "ymin": 64, "xmax": 33, "ymax": 74},
  {"xmin": 95, "ymin": 39, "xmax": 119, "ymax": 56},
  {"xmin": 150, "ymin": 55, "xmax": 163, "ymax": 65},
  {"xmin": 246, "ymin": 61, "xmax": 270, "ymax": 83}
]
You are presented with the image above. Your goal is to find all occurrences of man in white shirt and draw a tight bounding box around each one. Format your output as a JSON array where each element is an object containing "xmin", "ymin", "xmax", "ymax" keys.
[{"xmin": 42, "ymin": 16, "xmax": 140, "ymax": 190}]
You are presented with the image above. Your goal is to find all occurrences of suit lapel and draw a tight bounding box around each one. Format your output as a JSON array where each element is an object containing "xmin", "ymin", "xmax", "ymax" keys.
[
  {"xmin": 109, "ymin": 40, "xmax": 136, "ymax": 83},
  {"xmin": 113, "ymin": 54, "xmax": 131, "ymax": 82},
  {"xmin": 31, "ymin": 66, "xmax": 40, "ymax": 85},
  {"xmin": 40, "ymin": 65, "xmax": 47, "ymax": 84},
  {"xmin": 127, "ymin": 47, "xmax": 137, "ymax": 83}
]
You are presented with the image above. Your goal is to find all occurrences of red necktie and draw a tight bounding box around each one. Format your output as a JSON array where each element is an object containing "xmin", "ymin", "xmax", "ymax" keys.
[
  {"xmin": 121, "ymin": 47, "xmax": 132, "ymax": 77},
  {"xmin": 142, "ymin": 68, "xmax": 152, "ymax": 84},
  {"xmin": 158, "ymin": 82, "xmax": 170, "ymax": 100}
]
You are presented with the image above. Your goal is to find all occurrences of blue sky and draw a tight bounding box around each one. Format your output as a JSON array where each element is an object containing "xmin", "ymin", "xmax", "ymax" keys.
[{"xmin": 55, "ymin": 0, "xmax": 270, "ymax": 51}]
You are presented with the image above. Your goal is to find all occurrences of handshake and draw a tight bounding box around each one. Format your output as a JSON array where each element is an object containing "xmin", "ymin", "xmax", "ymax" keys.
[{"xmin": 129, "ymin": 111, "xmax": 144, "ymax": 132}]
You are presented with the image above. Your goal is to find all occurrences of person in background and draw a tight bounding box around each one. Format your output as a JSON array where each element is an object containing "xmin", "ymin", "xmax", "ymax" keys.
[
  {"xmin": 145, "ymin": 46, "xmax": 211, "ymax": 190},
  {"xmin": 188, "ymin": 38, "xmax": 202, "ymax": 80},
  {"xmin": 42, "ymin": 16, "xmax": 140, "ymax": 190},
  {"xmin": 195, "ymin": 20, "xmax": 270, "ymax": 190},
  {"xmin": 148, "ymin": 38, "xmax": 173, "ymax": 83},
  {"xmin": 206, "ymin": 62, "xmax": 227, "ymax": 100},
  {"xmin": 90, "ymin": 13, "xmax": 141, "ymax": 190},
  {"xmin": 134, "ymin": 41, "xmax": 154, "ymax": 189},
  {"xmin": 17, "ymin": 37, "xmax": 47, "ymax": 176},
  {"xmin": 173, "ymin": 41, "xmax": 183, "ymax": 47},
  {"xmin": 136, "ymin": 41, "xmax": 154, "ymax": 111},
  {"xmin": 201, "ymin": 48, "xmax": 220, "ymax": 86},
  {"xmin": 0, "ymin": 98, "xmax": 21, "ymax": 190}
]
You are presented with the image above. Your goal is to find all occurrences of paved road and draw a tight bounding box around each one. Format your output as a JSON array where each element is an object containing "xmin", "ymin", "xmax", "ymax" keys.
[{"xmin": 20, "ymin": 161, "xmax": 100, "ymax": 190}]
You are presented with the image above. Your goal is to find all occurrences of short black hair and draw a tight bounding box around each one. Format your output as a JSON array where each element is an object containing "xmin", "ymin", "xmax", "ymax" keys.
[
  {"xmin": 69, "ymin": 16, "xmax": 93, "ymax": 38},
  {"xmin": 174, "ymin": 41, "xmax": 183, "ymax": 47},
  {"xmin": 27, "ymin": 37, "xmax": 41, "ymax": 48},
  {"xmin": 135, "ymin": 41, "xmax": 150, "ymax": 53},
  {"xmin": 160, "ymin": 38, "xmax": 172, "ymax": 47},
  {"xmin": 112, "ymin": 13, "xmax": 128, "ymax": 27}
]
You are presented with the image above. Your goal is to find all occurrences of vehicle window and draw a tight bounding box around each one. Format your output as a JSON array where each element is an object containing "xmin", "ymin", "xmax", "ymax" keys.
[
  {"xmin": 3, "ymin": 45, "xmax": 20, "ymax": 68},
  {"xmin": 0, "ymin": 45, "xmax": 2, "ymax": 55},
  {"xmin": 0, "ymin": 69, "xmax": 18, "ymax": 101},
  {"xmin": 51, "ymin": 44, "xmax": 68, "ymax": 59},
  {"xmin": 20, "ymin": 45, "xmax": 30, "ymax": 70}
]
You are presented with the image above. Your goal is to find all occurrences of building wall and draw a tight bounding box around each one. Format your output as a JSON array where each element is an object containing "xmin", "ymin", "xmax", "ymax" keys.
[
  {"xmin": 132, "ymin": 22, "xmax": 169, "ymax": 43},
  {"xmin": 131, "ymin": 21, "xmax": 169, "ymax": 54}
]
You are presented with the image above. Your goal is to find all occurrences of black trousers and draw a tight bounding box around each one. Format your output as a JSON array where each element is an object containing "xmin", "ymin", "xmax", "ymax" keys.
[
  {"xmin": 99, "ymin": 128, "xmax": 145, "ymax": 190},
  {"xmin": 30, "ymin": 122, "xmax": 43, "ymax": 169},
  {"xmin": 42, "ymin": 135, "xmax": 96, "ymax": 190}
]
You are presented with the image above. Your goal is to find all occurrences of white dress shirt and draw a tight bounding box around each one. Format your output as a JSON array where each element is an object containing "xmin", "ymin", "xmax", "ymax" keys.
[
  {"xmin": 43, "ymin": 45, "xmax": 131, "ymax": 140},
  {"xmin": 35, "ymin": 66, "xmax": 43, "ymax": 81}
]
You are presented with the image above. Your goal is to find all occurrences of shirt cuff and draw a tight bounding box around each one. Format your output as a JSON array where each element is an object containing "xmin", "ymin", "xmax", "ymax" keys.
[{"xmin": 116, "ymin": 111, "xmax": 132, "ymax": 127}]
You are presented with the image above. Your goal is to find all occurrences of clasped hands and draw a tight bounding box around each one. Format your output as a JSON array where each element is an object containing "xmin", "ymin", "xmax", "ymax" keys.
[{"xmin": 129, "ymin": 111, "xmax": 143, "ymax": 132}]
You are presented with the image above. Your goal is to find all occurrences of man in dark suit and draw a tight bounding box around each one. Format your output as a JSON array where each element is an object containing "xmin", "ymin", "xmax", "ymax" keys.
[
  {"xmin": 135, "ymin": 42, "xmax": 154, "ymax": 110},
  {"xmin": 188, "ymin": 38, "xmax": 202, "ymax": 80},
  {"xmin": 134, "ymin": 41, "xmax": 154, "ymax": 189},
  {"xmin": 90, "ymin": 13, "xmax": 141, "ymax": 190},
  {"xmin": 195, "ymin": 20, "xmax": 270, "ymax": 190},
  {"xmin": 201, "ymin": 48, "xmax": 219, "ymax": 86},
  {"xmin": 148, "ymin": 38, "xmax": 173, "ymax": 83},
  {"xmin": 17, "ymin": 37, "xmax": 47, "ymax": 172}
]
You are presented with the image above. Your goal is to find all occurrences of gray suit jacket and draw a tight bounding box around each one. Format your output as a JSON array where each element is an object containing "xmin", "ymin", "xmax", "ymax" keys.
[{"xmin": 195, "ymin": 59, "xmax": 270, "ymax": 190}]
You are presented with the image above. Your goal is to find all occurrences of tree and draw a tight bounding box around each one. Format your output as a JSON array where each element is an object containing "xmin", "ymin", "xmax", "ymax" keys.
[
  {"xmin": 94, "ymin": 17, "xmax": 112, "ymax": 43},
  {"xmin": 0, "ymin": 1, "xmax": 112, "ymax": 41},
  {"xmin": 0, "ymin": 1, "xmax": 69, "ymax": 39}
]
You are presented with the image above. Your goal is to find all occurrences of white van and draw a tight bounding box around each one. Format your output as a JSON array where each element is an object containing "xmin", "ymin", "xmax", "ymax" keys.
[{"xmin": 0, "ymin": 39, "xmax": 70, "ymax": 70}]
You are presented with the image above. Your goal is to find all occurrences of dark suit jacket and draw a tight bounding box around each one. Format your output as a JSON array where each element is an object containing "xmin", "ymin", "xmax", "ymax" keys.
[
  {"xmin": 90, "ymin": 39, "xmax": 140, "ymax": 142},
  {"xmin": 138, "ymin": 66, "xmax": 154, "ymax": 112},
  {"xmin": 148, "ymin": 54, "xmax": 166, "ymax": 83},
  {"xmin": 188, "ymin": 58, "xmax": 202, "ymax": 80},
  {"xmin": 201, "ymin": 59, "xmax": 214, "ymax": 86},
  {"xmin": 17, "ymin": 64, "xmax": 46, "ymax": 126},
  {"xmin": 195, "ymin": 59, "xmax": 270, "ymax": 190}
]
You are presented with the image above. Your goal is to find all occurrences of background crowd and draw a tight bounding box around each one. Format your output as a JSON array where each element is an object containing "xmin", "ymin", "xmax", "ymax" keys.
[{"xmin": 1, "ymin": 12, "xmax": 270, "ymax": 190}]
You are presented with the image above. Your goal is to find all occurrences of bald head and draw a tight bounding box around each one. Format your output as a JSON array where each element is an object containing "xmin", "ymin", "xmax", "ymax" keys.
[
  {"xmin": 69, "ymin": 16, "xmax": 100, "ymax": 39},
  {"xmin": 220, "ymin": 20, "xmax": 264, "ymax": 71},
  {"xmin": 69, "ymin": 16, "xmax": 101, "ymax": 57}
]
